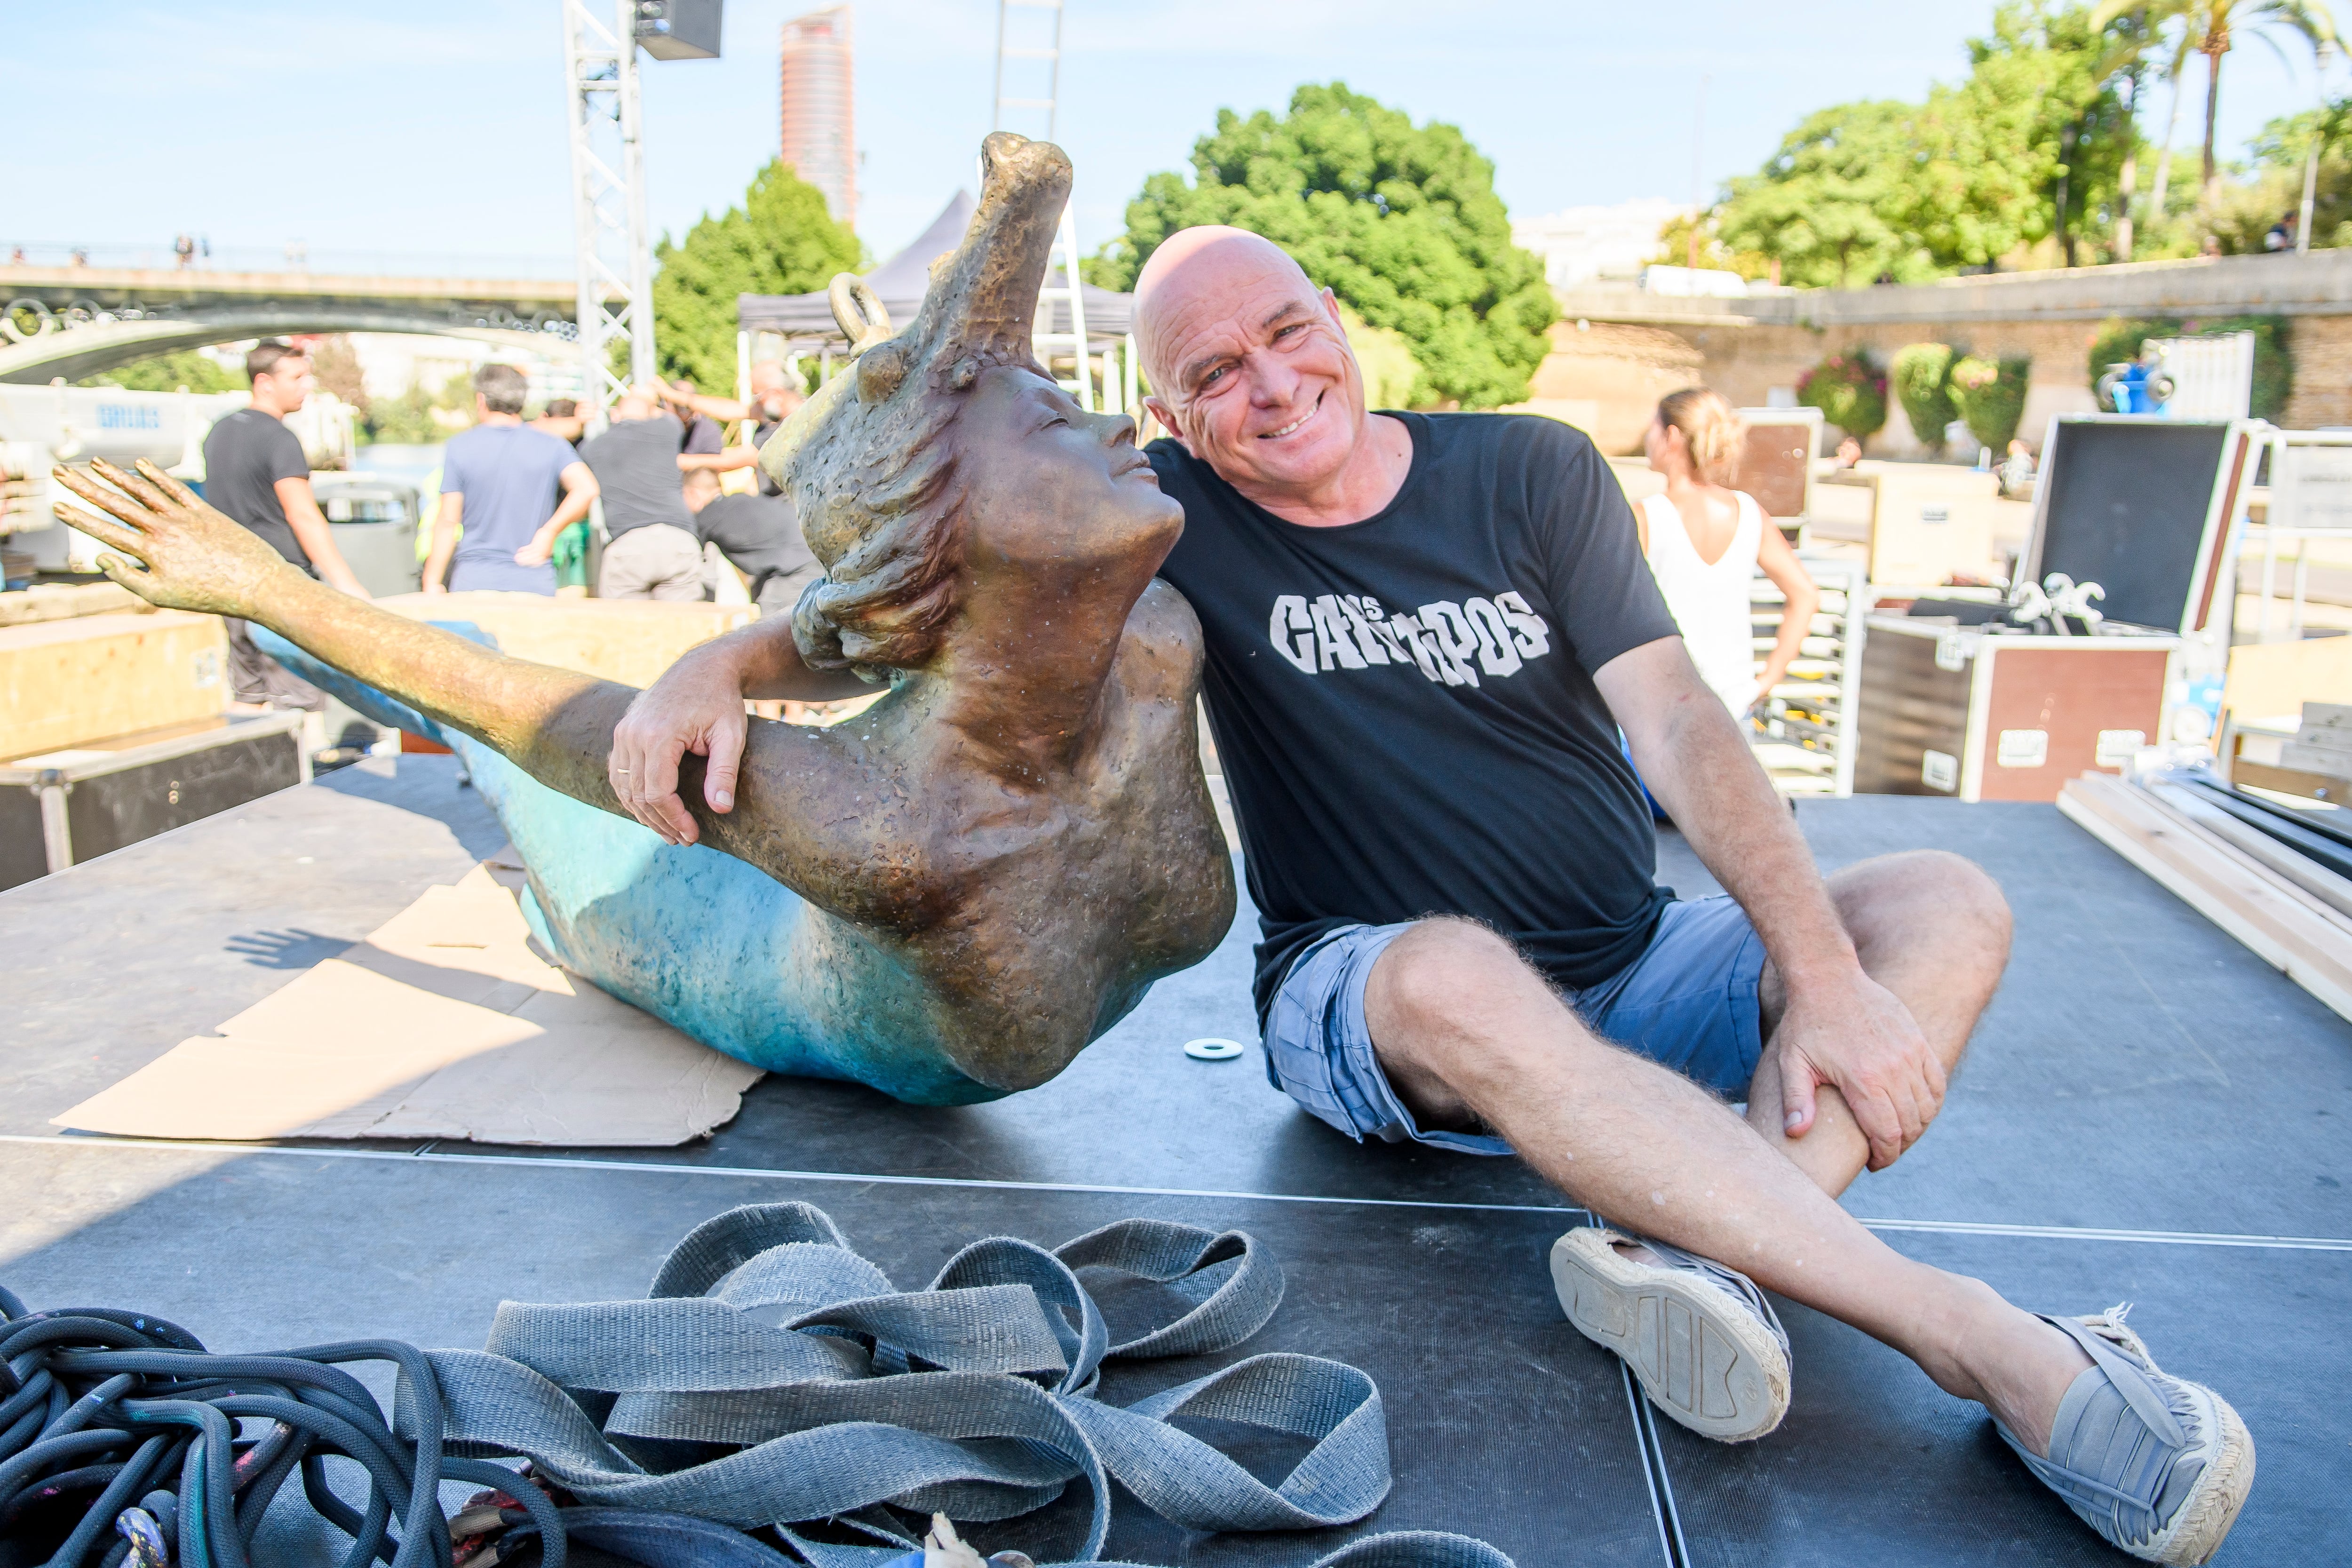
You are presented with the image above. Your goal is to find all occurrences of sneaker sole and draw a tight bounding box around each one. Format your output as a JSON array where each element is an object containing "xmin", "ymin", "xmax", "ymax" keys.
[
  {"xmin": 1549, "ymin": 1227, "xmax": 1789, "ymax": 1443},
  {"xmin": 2143, "ymin": 1384, "xmax": 2254, "ymax": 1566}
]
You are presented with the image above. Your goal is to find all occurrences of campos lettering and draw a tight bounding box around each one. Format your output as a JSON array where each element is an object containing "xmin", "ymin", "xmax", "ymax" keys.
[{"xmin": 1265, "ymin": 588, "xmax": 1554, "ymax": 687}]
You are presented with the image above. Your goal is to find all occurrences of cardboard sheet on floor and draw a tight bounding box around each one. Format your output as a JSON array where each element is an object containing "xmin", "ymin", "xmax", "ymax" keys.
[{"xmin": 52, "ymin": 857, "xmax": 763, "ymax": 1146}]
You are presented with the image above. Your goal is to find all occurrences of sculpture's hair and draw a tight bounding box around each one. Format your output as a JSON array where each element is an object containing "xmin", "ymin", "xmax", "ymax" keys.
[
  {"xmin": 762, "ymin": 133, "xmax": 1073, "ymax": 683},
  {"xmin": 1657, "ymin": 386, "xmax": 1745, "ymax": 488}
]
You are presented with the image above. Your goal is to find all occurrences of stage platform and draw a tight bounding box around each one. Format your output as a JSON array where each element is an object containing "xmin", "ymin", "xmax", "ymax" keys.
[{"xmin": 3, "ymin": 756, "xmax": 2344, "ymax": 1565}]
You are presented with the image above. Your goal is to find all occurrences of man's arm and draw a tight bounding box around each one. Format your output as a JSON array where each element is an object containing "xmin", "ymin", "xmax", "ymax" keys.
[
  {"xmin": 607, "ymin": 617, "xmax": 872, "ymax": 843},
  {"xmin": 421, "ymin": 491, "xmax": 461, "ymax": 593},
  {"xmin": 1596, "ymin": 636, "xmax": 1945, "ymax": 1170},
  {"xmin": 516, "ymin": 461, "xmax": 598, "ymax": 567},
  {"xmin": 276, "ymin": 476, "xmax": 371, "ymax": 598},
  {"xmin": 678, "ymin": 447, "xmax": 761, "ymax": 475}
]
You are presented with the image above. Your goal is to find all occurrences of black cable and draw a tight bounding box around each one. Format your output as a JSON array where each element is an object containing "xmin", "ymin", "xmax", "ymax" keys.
[{"xmin": 0, "ymin": 1293, "xmax": 560, "ymax": 1568}]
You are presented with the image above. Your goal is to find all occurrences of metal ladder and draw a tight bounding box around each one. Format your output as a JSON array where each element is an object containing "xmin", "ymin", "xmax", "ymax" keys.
[{"xmin": 993, "ymin": 0, "xmax": 1097, "ymax": 413}]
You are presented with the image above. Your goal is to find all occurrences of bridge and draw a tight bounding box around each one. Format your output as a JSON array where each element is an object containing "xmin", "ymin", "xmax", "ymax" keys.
[{"xmin": 0, "ymin": 267, "xmax": 599, "ymax": 383}]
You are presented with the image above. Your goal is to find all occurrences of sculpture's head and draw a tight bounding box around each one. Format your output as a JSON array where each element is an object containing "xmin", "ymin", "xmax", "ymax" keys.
[{"xmin": 764, "ymin": 133, "xmax": 1179, "ymax": 683}]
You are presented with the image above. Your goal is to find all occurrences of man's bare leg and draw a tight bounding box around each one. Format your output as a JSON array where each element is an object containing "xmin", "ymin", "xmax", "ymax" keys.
[
  {"xmin": 1366, "ymin": 916, "xmax": 2091, "ymax": 1457},
  {"xmin": 1747, "ymin": 850, "xmax": 2014, "ymax": 1196}
]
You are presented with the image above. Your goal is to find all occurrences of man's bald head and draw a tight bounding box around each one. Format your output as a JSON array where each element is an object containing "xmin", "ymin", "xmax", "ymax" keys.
[
  {"xmin": 612, "ymin": 394, "xmax": 656, "ymax": 421},
  {"xmin": 1134, "ymin": 226, "xmax": 1322, "ymax": 392},
  {"xmin": 1132, "ymin": 225, "xmax": 1378, "ymax": 508}
]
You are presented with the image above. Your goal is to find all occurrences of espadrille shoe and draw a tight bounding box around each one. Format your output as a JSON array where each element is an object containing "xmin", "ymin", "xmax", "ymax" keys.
[
  {"xmin": 1996, "ymin": 1305, "xmax": 2253, "ymax": 1566},
  {"xmin": 1549, "ymin": 1224, "xmax": 1791, "ymax": 1442}
]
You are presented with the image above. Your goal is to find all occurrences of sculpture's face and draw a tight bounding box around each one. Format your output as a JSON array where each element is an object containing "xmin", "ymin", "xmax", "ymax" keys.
[{"xmin": 956, "ymin": 364, "xmax": 1182, "ymax": 581}]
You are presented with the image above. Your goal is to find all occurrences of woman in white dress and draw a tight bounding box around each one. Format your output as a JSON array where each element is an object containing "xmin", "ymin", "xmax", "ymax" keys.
[{"xmin": 1636, "ymin": 388, "xmax": 1820, "ymax": 718}]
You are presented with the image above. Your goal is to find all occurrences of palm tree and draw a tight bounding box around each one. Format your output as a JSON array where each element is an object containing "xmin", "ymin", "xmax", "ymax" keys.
[{"xmin": 2095, "ymin": 0, "xmax": 2340, "ymax": 210}]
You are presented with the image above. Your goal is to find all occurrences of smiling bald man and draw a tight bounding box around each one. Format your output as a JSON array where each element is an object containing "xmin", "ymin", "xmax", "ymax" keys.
[{"xmin": 607, "ymin": 226, "xmax": 2253, "ymax": 1563}]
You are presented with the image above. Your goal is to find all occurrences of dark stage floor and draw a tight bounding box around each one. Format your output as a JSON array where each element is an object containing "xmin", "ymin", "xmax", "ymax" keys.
[{"xmin": 3, "ymin": 756, "xmax": 2344, "ymax": 1564}]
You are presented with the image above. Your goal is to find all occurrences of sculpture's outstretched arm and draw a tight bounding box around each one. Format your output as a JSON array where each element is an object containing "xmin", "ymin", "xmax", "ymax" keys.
[{"xmin": 52, "ymin": 460, "xmax": 893, "ymax": 914}]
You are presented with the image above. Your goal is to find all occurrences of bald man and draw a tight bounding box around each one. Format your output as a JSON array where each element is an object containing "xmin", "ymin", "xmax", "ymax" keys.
[{"xmin": 605, "ymin": 228, "xmax": 2249, "ymax": 1562}]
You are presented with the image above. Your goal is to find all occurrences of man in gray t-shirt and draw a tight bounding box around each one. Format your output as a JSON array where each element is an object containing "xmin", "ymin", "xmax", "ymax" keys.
[{"xmin": 579, "ymin": 395, "xmax": 703, "ymax": 601}]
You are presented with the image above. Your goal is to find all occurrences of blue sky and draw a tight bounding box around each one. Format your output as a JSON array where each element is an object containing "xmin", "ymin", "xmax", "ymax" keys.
[{"xmin": 7, "ymin": 1, "xmax": 2342, "ymax": 272}]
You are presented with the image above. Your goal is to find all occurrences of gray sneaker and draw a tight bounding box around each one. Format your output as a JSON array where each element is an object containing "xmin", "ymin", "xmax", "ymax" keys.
[
  {"xmin": 1996, "ymin": 1305, "xmax": 2254, "ymax": 1566},
  {"xmin": 1549, "ymin": 1224, "xmax": 1792, "ymax": 1442}
]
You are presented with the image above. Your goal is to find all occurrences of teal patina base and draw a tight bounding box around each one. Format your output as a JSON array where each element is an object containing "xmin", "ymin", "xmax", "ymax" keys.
[{"xmin": 256, "ymin": 626, "xmax": 1014, "ymax": 1106}]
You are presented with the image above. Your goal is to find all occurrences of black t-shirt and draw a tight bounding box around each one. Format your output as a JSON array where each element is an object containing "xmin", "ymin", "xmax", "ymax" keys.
[
  {"xmin": 693, "ymin": 493, "xmax": 814, "ymax": 596},
  {"xmin": 1150, "ymin": 412, "xmax": 1681, "ymax": 1022},
  {"xmin": 579, "ymin": 417, "xmax": 691, "ymax": 538},
  {"xmin": 201, "ymin": 408, "xmax": 313, "ymax": 570},
  {"xmin": 681, "ymin": 413, "xmax": 725, "ymax": 455}
]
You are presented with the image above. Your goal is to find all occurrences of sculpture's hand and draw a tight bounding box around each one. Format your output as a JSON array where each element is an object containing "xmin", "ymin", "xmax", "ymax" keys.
[
  {"xmin": 52, "ymin": 459, "xmax": 293, "ymax": 620},
  {"xmin": 610, "ymin": 640, "xmax": 752, "ymax": 845}
]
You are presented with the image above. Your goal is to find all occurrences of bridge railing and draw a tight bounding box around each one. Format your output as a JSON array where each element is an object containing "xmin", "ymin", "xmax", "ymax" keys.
[{"xmin": 3, "ymin": 241, "xmax": 575, "ymax": 280}]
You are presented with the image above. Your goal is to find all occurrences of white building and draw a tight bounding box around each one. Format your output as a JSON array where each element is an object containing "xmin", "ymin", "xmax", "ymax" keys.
[{"xmin": 1511, "ymin": 199, "xmax": 1692, "ymax": 290}]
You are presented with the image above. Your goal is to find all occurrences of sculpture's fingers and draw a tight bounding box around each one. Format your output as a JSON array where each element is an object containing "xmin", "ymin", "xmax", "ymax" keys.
[
  {"xmin": 51, "ymin": 501, "xmax": 146, "ymax": 558},
  {"xmin": 88, "ymin": 456, "xmax": 175, "ymax": 515},
  {"xmin": 52, "ymin": 465, "xmax": 162, "ymax": 533},
  {"xmin": 132, "ymin": 458, "xmax": 204, "ymax": 508},
  {"xmin": 95, "ymin": 553, "xmax": 160, "ymax": 598}
]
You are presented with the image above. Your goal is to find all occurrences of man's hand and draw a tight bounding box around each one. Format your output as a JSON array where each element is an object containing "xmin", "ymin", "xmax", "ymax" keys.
[
  {"xmin": 513, "ymin": 532, "xmax": 556, "ymax": 567},
  {"xmin": 608, "ymin": 641, "xmax": 754, "ymax": 844},
  {"xmin": 1770, "ymin": 970, "xmax": 1946, "ymax": 1171},
  {"xmin": 53, "ymin": 459, "xmax": 293, "ymax": 619}
]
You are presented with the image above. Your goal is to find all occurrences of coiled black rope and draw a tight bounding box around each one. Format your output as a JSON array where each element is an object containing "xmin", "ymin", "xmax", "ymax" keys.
[{"xmin": 0, "ymin": 1286, "xmax": 565, "ymax": 1568}]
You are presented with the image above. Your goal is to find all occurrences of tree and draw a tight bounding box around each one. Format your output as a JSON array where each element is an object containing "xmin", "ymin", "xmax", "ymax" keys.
[
  {"xmin": 1712, "ymin": 101, "xmax": 1924, "ymax": 287},
  {"xmin": 73, "ymin": 351, "xmax": 241, "ymax": 394},
  {"xmin": 1088, "ymin": 83, "xmax": 1556, "ymax": 408},
  {"xmin": 1892, "ymin": 343, "xmax": 1960, "ymax": 452},
  {"xmin": 2247, "ymin": 94, "xmax": 2352, "ymax": 245},
  {"xmin": 2094, "ymin": 1, "xmax": 2340, "ymax": 203},
  {"xmin": 652, "ymin": 160, "xmax": 860, "ymax": 392}
]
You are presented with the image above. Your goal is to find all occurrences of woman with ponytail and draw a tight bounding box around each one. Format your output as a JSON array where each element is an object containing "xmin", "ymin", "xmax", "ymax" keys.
[{"xmin": 1637, "ymin": 388, "xmax": 1820, "ymax": 717}]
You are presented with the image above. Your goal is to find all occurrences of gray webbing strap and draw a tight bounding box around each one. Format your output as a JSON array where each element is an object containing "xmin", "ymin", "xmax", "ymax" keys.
[{"xmin": 395, "ymin": 1203, "xmax": 1511, "ymax": 1567}]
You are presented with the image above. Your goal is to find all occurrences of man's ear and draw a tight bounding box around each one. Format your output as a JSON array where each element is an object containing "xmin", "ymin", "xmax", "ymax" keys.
[
  {"xmin": 1141, "ymin": 397, "xmax": 1191, "ymax": 456},
  {"xmin": 1320, "ymin": 287, "xmax": 1346, "ymax": 330}
]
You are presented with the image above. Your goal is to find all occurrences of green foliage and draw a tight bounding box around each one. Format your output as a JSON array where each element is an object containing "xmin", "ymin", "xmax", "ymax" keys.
[
  {"xmin": 1648, "ymin": 212, "xmax": 1777, "ymax": 280},
  {"xmin": 1715, "ymin": 101, "xmax": 1926, "ymax": 287},
  {"xmin": 1798, "ymin": 353, "xmax": 1889, "ymax": 442},
  {"xmin": 1338, "ymin": 305, "xmax": 1420, "ymax": 410},
  {"xmin": 1891, "ymin": 343, "xmax": 1960, "ymax": 452},
  {"xmin": 74, "ymin": 351, "xmax": 242, "ymax": 394},
  {"xmin": 2242, "ymin": 95, "xmax": 2352, "ymax": 248},
  {"xmin": 1714, "ymin": 3, "xmax": 2149, "ymax": 283},
  {"xmin": 361, "ymin": 373, "xmax": 472, "ymax": 446},
  {"xmin": 1090, "ymin": 82, "xmax": 1556, "ymax": 408},
  {"xmin": 1950, "ymin": 354, "xmax": 2033, "ymax": 450},
  {"xmin": 2085, "ymin": 314, "xmax": 2294, "ymax": 420},
  {"xmin": 652, "ymin": 159, "xmax": 860, "ymax": 392}
]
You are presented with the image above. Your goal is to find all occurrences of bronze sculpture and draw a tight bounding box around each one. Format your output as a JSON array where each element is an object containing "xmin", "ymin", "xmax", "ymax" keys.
[{"xmin": 52, "ymin": 133, "xmax": 1236, "ymax": 1106}]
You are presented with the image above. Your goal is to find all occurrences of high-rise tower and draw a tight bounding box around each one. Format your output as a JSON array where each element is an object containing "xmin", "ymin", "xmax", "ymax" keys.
[{"xmin": 779, "ymin": 5, "xmax": 856, "ymax": 230}]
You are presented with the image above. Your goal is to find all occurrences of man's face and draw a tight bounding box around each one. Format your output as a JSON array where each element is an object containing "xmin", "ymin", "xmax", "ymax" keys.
[
  {"xmin": 1140, "ymin": 251, "xmax": 1364, "ymax": 496},
  {"xmin": 256, "ymin": 355, "xmax": 314, "ymax": 413}
]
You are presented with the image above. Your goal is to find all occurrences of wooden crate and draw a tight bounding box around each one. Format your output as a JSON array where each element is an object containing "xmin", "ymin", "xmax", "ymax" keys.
[
  {"xmin": 1852, "ymin": 617, "xmax": 2175, "ymax": 802},
  {"xmin": 372, "ymin": 592, "xmax": 756, "ymax": 689},
  {"xmin": 0, "ymin": 610, "xmax": 228, "ymax": 761}
]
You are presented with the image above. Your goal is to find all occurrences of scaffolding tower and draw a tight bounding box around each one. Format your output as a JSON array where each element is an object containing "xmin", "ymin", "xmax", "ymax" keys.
[
  {"xmin": 561, "ymin": 0, "xmax": 656, "ymax": 428},
  {"xmin": 992, "ymin": 0, "xmax": 1099, "ymax": 413}
]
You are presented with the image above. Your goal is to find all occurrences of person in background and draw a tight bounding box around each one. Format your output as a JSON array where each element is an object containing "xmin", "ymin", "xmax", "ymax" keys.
[
  {"xmin": 1636, "ymin": 388, "xmax": 1819, "ymax": 719},
  {"xmin": 1996, "ymin": 438, "xmax": 2038, "ymax": 502},
  {"xmin": 680, "ymin": 465, "xmax": 821, "ymax": 619},
  {"xmin": 1831, "ymin": 434, "xmax": 1862, "ymax": 470},
  {"xmin": 658, "ymin": 361, "xmax": 805, "ymax": 491},
  {"xmin": 422, "ymin": 365, "xmax": 598, "ymax": 596},
  {"xmin": 531, "ymin": 398, "xmax": 586, "ymax": 447},
  {"xmin": 667, "ymin": 379, "xmax": 727, "ymax": 465},
  {"xmin": 579, "ymin": 394, "xmax": 701, "ymax": 601},
  {"xmin": 201, "ymin": 339, "xmax": 369, "ymax": 708}
]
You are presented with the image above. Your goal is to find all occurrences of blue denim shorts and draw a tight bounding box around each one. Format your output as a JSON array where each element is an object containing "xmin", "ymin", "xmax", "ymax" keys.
[{"xmin": 1260, "ymin": 897, "xmax": 1767, "ymax": 1156}]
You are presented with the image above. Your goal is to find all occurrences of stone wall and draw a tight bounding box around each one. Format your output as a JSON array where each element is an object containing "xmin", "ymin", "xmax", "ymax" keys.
[{"xmin": 1532, "ymin": 250, "xmax": 2352, "ymax": 454}]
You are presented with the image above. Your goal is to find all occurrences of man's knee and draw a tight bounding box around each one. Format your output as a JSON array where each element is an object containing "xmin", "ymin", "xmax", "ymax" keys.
[
  {"xmin": 1836, "ymin": 850, "xmax": 2011, "ymax": 968},
  {"xmin": 1366, "ymin": 918, "xmax": 1551, "ymax": 1067}
]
